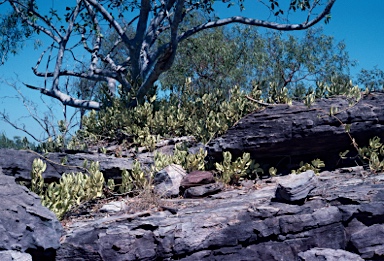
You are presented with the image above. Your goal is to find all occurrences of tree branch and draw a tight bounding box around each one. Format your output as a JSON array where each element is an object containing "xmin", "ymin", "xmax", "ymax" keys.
[
  {"xmin": 179, "ymin": 0, "xmax": 336, "ymax": 42},
  {"xmin": 24, "ymin": 83, "xmax": 101, "ymax": 110}
]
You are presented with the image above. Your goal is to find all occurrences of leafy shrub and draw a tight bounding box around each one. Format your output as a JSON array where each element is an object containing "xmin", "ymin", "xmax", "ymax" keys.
[
  {"xmin": 356, "ymin": 137, "xmax": 384, "ymax": 173},
  {"xmin": 78, "ymin": 84, "xmax": 261, "ymax": 146},
  {"xmin": 215, "ymin": 151, "xmax": 263, "ymax": 184},
  {"xmin": 29, "ymin": 159, "xmax": 105, "ymax": 220},
  {"xmin": 119, "ymin": 160, "xmax": 148, "ymax": 194},
  {"xmin": 291, "ymin": 159, "xmax": 325, "ymax": 174}
]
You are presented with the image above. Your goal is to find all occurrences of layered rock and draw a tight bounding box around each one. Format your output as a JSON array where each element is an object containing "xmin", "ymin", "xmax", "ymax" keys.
[
  {"xmin": 57, "ymin": 167, "xmax": 384, "ymax": 260},
  {"xmin": 0, "ymin": 137, "xmax": 203, "ymax": 183},
  {"xmin": 0, "ymin": 173, "xmax": 63, "ymax": 260},
  {"xmin": 206, "ymin": 93, "xmax": 384, "ymax": 172}
]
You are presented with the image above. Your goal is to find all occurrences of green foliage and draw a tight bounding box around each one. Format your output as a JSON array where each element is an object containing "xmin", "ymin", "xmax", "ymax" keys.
[
  {"xmin": 151, "ymin": 145, "xmax": 207, "ymax": 174},
  {"xmin": 0, "ymin": 133, "xmax": 35, "ymax": 150},
  {"xmin": 267, "ymin": 82, "xmax": 292, "ymax": 105},
  {"xmin": 29, "ymin": 160, "xmax": 105, "ymax": 220},
  {"xmin": 269, "ymin": 167, "xmax": 277, "ymax": 176},
  {"xmin": 79, "ymin": 84, "xmax": 260, "ymax": 144},
  {"xmin": 107, "ymin": 179, "xmax": 115, "ymax": 191},
  {"xmin": 357, "ymin": 137, "xmax": 384, "ymax": 173},
  {"xmin": 30, "ymin": 158, "xmax": 46, "ymax": 196},
  {"xmin": 215, "ymin": 151, "xmax": 263, "ymax": 184},
  {"xmin": 163, "ymin": 25, "xmax": 353, "ymax": 99},
  {"xmin": 291, "ymin": 159, "xmax": 325, "ymax": 174},
  {"xmin": 357, "ymin": 66, "xmax": 384, "ymax": 91},
  {"xmin": 119, "ymin": 160, "xmax": 148, "ymax": 194}
]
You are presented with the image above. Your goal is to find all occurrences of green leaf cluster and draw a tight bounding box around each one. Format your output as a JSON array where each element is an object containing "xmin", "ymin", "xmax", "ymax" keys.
[
  {"xmin": 119, "ymin": 160, "xmax": 147, "ymax": 194},
  {"xmin": 215, "ymin": 151, "xmax": 263, "ymax": 184},
  {"xmin": 78, "ymin": 84, "xmax": 260, "ymax": 145},
  {"xmin": 152, "ymin": 145, "xmax": 207, "ymax": 174},
  {"xmin": 291, "ymin": 159, "xmax": 325, "ymax": 174},
  {"xmin": 358, "ymin": 137, "xmax": 384, "ymax": 173},
  {"xmin": 29, "ymin": 159, "xmax": 105, "ymax": 220}
]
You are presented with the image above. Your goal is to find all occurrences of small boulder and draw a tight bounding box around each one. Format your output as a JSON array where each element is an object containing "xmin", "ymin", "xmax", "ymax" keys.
[
  {"xmin": 153, "ymin": 164, "xmax": 186, "ymax": 197},
  {"xmin": 275, "ymin": 170, "xmax": 317, "ymax": 202},
  {"xmin": 180, "ymin": 170, "xmax": 215, "ymax": 188}
]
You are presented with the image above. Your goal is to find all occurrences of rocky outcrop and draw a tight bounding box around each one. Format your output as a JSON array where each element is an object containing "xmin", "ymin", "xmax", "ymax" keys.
[
  {"xmin": 0, "ymin": 149, "xmax": 133, "ymax": 183},
  {"xmin": 0, "ymin": 173, "xmax": 62, "ymax": 261},
  {"xmin": 56, "ymin": 167, "xmax": 384, "ymax": 260},
  {"xmin": 206, "ymin": 92, "xmax": 384, "ymax": 172},
  {"xmin": 0, "ymin": 137, "xmax": 203, "ymax": 183}
]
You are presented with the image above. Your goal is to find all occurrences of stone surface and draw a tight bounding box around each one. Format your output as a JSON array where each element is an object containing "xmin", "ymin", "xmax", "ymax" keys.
[
  {"xmin": 206, "ymin": 93, "xmax": 384, "ymax": 172},
  {"xmin": 350, "ymin": 224, "xmax": 384, "ymax": 259},
  {"xmin": 298, "ymin": 247, "xmax": 364, "ymax": 261},
  {"xmin": 57, "ymin": 168, "xmax": 384, "ymax": 260},
  {"xmin": 183, "ymin": 183, "xmax": 224, "ymax": 198},
  {"xmin": 0, "ymin": 137, "xmax": 204, "ymax": 183},
  {"xmin": 0, "ymin": 173, "xmax": 63, "ymax": 261},
  {"xmin": 275, "ymin": 170, "xmax": 317, "ymax": 202},
  {"xmin": 0, "ymin": 148, "xmax": 134, "ymax": 182},
  {"xmin": 154, "ymin": 164, "xmax": 186, "ymax": 197},
  {"xmin": 180, "ymin": 171, "xmax": 215, "ymax": 188},
  {"xmin": 0, "ymin": 250, "xmax": 33, "ymax": 261}
]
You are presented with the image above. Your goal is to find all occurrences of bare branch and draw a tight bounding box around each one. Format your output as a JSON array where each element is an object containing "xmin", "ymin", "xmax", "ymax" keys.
[
  {"xmin": 24, "ymin": 83, "xmax": 101, "ymax": 110},
  {"xmin": 179, "ymin": 0, "xmax": 336, "ymax": 42}
]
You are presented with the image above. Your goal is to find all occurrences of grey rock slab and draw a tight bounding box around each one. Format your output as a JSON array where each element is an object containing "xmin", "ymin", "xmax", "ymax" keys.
[
  {"xmin": 297, "ymin": 247, "xmax": 364, "ymax": 261},
  {"xmin": 275, "ymin": 170, "xmax": 317, "ymax": 202},
  {"xmin": 0, "ymin": 173, "xmax": 62, "ymax": 260}
]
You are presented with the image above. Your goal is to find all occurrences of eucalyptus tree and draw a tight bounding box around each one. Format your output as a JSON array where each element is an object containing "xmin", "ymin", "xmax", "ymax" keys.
[
  {"xmin": 357, "ymin": 66, "xmax": 384, "ymax": 91},
  {"xmin": 161, "ymin": 25, "xmax": 354, "ymax": 99},
  {"xmin": 0, "ymin": 0, "xmax": 336, "ymax": 110},
  {"xmin": 256, "ymin": 27, "xmax": 354, "ymax": 92}
]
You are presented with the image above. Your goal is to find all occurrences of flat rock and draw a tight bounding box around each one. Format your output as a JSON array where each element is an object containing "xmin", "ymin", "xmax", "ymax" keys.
[{"xmin": 57, "ymin": 168, "xmax": 384, "ymax": 260}]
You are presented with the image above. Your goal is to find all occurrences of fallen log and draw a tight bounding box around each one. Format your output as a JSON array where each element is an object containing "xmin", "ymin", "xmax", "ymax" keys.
[{"xmin": 206, "ymin": 92, "xmax": 384, "ymax": 173}]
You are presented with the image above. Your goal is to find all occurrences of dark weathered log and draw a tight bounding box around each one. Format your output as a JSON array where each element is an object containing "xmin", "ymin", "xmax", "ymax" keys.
[{"xmin": 206, "ymin": 92, "xmax": 384, "ymax": 172}]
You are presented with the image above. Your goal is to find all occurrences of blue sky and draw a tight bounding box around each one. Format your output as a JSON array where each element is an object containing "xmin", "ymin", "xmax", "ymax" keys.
[{"xmin": 0, "ymin": 0, "xmax": 384, "ymax": 141}]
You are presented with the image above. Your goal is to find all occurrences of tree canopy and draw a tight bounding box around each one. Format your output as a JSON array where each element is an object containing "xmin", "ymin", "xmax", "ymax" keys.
[
  {"xmin": 0, "ymin": 0, "xmax": 336, "ymax": 110},
  {"xmin": 160, "ymin": 24, "xmax": 353, "ymax": 99}
]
